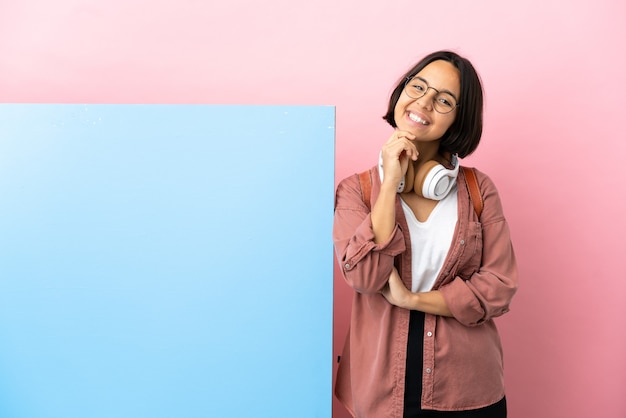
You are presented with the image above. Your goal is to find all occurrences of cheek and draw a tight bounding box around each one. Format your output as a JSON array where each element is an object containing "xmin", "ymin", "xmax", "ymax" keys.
[
  {"xmin": 438, "ymin": 114, "xmax": 457, "ymax": 132},
  {"xmin": 393, "ymin": 99, "xmax": 408, "ymax": 119},
  {"xmin": 393, "ymin": 106, "xmax": 402, "ymax": 121}
]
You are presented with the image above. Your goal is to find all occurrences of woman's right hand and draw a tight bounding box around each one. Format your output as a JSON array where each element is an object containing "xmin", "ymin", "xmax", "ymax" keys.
[
  {"xmin": 380, "ymin": 130, "xmax": 418, "ymax": 191},
  {"xmin": 371, "ymin": 130, "xmax": 418, "ymax": 244}
]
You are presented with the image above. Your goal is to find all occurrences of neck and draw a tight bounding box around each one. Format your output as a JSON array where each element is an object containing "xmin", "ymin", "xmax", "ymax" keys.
[{"xmin": 413, "ymin": 143, "xmax": 448, "ymax": 167}]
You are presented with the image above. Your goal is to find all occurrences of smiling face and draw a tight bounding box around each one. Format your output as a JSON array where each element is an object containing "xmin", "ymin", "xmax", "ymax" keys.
[{"xmin": 393, "ymin": 60, "xmax": 461, "ymax": 145}]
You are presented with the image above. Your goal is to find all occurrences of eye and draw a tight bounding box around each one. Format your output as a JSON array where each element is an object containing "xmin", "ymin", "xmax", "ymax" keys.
[
  {"xmin": 438, "ymin": 97, "xmax": 452, "ymax": 107},
  {"xmin": 437, "ymin": 94, "xmax": 456, "ymax": 109},
  {"xmin": 404, "ymin": 78, "xmax": 430, "ymax": 100}
]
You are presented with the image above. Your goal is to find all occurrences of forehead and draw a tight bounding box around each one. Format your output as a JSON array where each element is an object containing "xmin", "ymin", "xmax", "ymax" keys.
[{"xmin": 415, "ymin": 60, "xmax": 460, "ymax": 94}]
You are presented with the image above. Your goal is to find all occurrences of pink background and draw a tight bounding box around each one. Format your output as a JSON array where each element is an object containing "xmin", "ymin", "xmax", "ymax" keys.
[{"xmin": 2, "ymin": 1, "xmax": 625, "ymax": 417}]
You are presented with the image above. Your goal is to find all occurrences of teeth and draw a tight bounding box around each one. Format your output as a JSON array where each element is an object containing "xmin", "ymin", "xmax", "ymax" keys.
[{"xmin": 409, "ymin": 112, "xmax": 428, "ymax": 125}]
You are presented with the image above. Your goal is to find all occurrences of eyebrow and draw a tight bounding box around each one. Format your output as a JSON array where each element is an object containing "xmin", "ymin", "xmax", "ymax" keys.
[{"xmin": 416, "ymin": 76, "xmax": 459, "ymax": 102}]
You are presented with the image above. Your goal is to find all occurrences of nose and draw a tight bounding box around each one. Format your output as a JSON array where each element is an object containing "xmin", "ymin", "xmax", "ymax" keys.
[{"xmin": 416, "ymin": 88, "xmax": 437, "ymax": 111}]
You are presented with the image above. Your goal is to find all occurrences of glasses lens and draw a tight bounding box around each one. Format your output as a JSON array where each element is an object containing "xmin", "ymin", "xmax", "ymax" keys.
[
  {"xmin": 434, "ymin": 93, "xmax": 457, "ymax": 114},
  {"xmin": 404, "ymin": 77, "xmax": 427, "ymax": 99}
]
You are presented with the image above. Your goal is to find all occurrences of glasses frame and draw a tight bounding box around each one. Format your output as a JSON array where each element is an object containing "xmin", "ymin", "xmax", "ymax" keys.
[{"xmin": 403, "ymin": 76, "xmax": 460, "ymax": 114}]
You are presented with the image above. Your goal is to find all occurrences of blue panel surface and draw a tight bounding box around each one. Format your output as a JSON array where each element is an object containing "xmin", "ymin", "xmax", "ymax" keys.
[{"xmin": 0, "ymin": 104, "xmax": 335, "ymax": 418}]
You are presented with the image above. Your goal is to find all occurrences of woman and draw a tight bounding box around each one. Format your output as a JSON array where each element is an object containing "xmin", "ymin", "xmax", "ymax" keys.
[{"xmin": 333, "ymin": 50, "xmax": 519, "ymax": 418}]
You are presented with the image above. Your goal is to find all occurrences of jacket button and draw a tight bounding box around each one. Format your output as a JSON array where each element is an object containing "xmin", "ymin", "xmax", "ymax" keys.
[
  {"xmin": 427, "ymin": 332, "xmax": 433, "ymax": 337},
  {"xmin": 426, "ymin": 368, "xmax": 432, "ymax": 374},
  {"xmin": 344, "ymin": 263, "xmax": 350, "ymax": 269},
  {"xmin": 460, "ymin": 239, "xmax": 465, "ymax": 245}
]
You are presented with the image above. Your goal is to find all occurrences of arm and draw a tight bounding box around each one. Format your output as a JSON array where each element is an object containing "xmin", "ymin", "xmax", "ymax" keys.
[
  {"xmin": 381, "ymin": 268, "xmax": 453, "ymax": 316},
  {"xmin": 371, "ymin": 130, "xmax": 418, "ymax": 243},
  {"xmin": 439, "ymin": 171, "xmax": 519, "ymax": 326},
  {"xmin": 333, "ymin": 175, "xmax": 405, "ymax": 294},
  {"xmin": 333, "ymin": 131, "xmax": 418, "ymax": 294}
]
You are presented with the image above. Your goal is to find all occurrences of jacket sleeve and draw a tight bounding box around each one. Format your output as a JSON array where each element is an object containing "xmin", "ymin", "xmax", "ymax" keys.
[
  {"xmin": 332, "ymin": 172, "xmax": 406, "ymax": 294},
  {"xmin": 439, "ymin": 171, "xmax": 519, "ymax": 326}
]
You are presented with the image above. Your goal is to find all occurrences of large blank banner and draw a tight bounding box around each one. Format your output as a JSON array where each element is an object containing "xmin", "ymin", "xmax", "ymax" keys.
[{"xmin": 0, "ymin": 105, "xmax": 335, "ymax": 418}]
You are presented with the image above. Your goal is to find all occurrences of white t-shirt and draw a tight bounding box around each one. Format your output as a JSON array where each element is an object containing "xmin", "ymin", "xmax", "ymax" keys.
[{"xmin": 400, "ymin": 186, "xmax": 458, "ymax": 293}]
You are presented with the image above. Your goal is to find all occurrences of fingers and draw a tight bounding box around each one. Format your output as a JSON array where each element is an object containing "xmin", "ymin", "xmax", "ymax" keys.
[
  {"xmin": 382, "ymin": 130, "xmax": 419, "ymax": 162},
  {"xmin": 391, "ymin": 130, "xmax": 416, "ymax": 141},
  {"xmin": 388, "ymin": 267, "xmax": 402, "ymax": 283},
  {"xmin": 380, "ymin": 283, "xmax": 389, "ymax": 297},
  {"xmin": 380, "ymin": 131, "xmax": 419, "ymax": 189},
  {"xmin": 381, "ymin": 268, "xmax": 410, "ymax": 308}
]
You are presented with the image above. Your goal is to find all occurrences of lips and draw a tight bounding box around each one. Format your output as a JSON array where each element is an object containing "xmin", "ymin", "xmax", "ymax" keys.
[{"xmin": 408, "ymin": 111, "xmax": 429, "ymax": 125}]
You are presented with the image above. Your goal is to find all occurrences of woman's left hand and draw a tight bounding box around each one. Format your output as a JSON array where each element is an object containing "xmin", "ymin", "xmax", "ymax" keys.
[
  {"xmin": 381, "ymin": 267, "xmax": 413, "ymax": 309},
  {"xmin": 382, "ymin": 268, "xmax": 454, "ymax": 316}
]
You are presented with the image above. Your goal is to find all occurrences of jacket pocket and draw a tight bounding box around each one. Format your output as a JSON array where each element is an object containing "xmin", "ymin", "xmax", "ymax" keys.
[{"xmin": 457, "ymin": 221, "xmax": 482, "ymax": 279}]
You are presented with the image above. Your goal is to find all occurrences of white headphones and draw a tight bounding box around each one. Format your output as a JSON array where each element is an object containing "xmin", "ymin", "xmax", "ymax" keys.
[{"xmin": 378, "ymin": 152, "xmax": 459, "ymax": 201}]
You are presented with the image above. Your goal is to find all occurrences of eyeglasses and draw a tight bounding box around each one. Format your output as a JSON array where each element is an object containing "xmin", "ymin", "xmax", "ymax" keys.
[{"xmin": 403, "ymin": 76, "xmax": 459, "ymax": 114}]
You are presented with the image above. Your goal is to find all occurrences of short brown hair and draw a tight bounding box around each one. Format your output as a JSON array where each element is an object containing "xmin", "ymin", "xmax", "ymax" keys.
[{"xmin": 382, "ymin": 50, "xmax": 484, "ymax": 158}]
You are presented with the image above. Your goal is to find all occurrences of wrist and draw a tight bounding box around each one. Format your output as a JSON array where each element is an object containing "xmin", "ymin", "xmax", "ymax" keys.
[
  {"xmin": 404, "ymin": 292, "xmax": 418, "ymax": 310},
  {"xmin": 380, "ymin": 179, "xmax": 401, "ymax": 194}
]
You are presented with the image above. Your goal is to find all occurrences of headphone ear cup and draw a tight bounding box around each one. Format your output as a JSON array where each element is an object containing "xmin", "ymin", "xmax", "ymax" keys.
[{"xmin": 413, "ymin": 160, "xmax": 441, "ymax": 198}]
